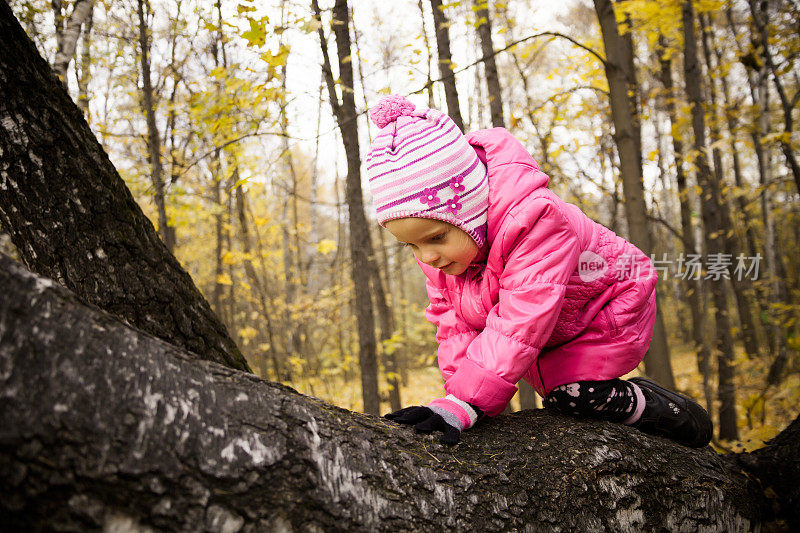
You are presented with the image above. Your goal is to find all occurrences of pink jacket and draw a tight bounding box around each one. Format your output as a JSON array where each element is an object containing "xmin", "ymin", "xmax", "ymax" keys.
[{"xmin": 419, "ymin": 129, "xmax": 657, "ymax": 416}]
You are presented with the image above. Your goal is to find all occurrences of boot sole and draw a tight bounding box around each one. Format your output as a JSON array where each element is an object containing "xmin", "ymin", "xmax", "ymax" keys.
[{"xmin": 629, "ymin": 377, "xmax": 713, "ymax": 448}]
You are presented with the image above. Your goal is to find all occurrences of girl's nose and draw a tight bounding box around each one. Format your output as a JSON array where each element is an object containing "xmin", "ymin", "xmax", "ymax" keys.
[{"xmin": 418, "ymin": 248, "xmax": 440, "ymax": 265}]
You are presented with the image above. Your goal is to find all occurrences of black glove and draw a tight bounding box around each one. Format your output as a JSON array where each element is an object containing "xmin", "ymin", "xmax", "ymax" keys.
[{"xmin": 384, "ymin": 405, "xmax": 462, "ymax": 445}]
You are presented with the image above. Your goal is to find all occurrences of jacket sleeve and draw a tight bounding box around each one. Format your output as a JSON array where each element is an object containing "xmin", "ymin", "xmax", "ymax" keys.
[
  {"xmin": 444, "ymin": 200, "xmax": 582, "ymax": 416},
  {"xmin": 422, "ymin": 268, "xmax": 479, "ymax": 382}
]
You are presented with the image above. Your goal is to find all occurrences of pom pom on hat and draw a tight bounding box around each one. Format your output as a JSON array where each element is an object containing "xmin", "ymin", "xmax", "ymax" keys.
[{"xmin": 369, "ymin": 94, "xmax": 416, "ymax": 128}]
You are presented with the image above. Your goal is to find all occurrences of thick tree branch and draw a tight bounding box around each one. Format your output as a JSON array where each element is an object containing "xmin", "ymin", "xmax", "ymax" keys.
[
  {"xmin": 0, "ymin": 1, "xmax": 250, "ymax": 372},
  {"xmin": 0, "ymin": 253, "xmax": 789, "ymax": 531}
]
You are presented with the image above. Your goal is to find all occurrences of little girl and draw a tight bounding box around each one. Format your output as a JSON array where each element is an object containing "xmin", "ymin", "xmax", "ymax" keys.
[{"xmin": 367, "ymin": 95, "xmax": 712, "ymax": 448}]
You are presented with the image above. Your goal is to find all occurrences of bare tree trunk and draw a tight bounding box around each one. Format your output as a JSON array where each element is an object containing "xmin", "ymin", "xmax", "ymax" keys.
[
  {"xmin": 682, "ymin": 0, "xmax": 738, "ymax": 441},
  {"xmin": 473, "ymin": 0, "xmax": 505, "ymax": 128},
  {"xmin": 593, "ymin": 0, "xmax": 675, "ymax": 389},
  {"xmin": 234, "ymin": 178, "xmax": 284, "ymax": 381},
  {"xmin": 348, "ymin": 1, "xmax": 402, "ymax": 411},
  {"xmin": 429, "ymin": 0, "xmax": 465, "ymax": 131},
  {"xmin": 697, "ymin": 14, "xmax": 761, "ymax": 362},
  {"xmin": 211, "ymin": 161, "xmax": 225, "ymax": 319},
  {"xmin": 52, "ymin": 0, "xmax": 94, "ymax": 87},
  {"xmin": 75, "ymin": 2, "xmax": 93, "ymax": 116},
  {"xmin": 417, "ymin": 0, "xmax": 437, "ymax": 109},
  {"xmin": 656, "ymin": 37, "xmax": 712, "ymax": 410},
  {"xmin": 725, "ymin": 6, "xmax": 779, "ymax": 355},
  {"xmin": 312, "ymin": 0, "xmax": 380, "ymax": 415},
  {"xmin": 748, "ymin": 0, "xmax": 800, "ymax": 195},
  {"xmin": 0, "ymin": 2, "xmax": 249, "ymax": 372},
  {"xmin": 375, "ymin": 230, "xmax": 402, "ymax": 411},
  {"xmin": 746, "ymin": 1, "xmax": 791, "ymax": 386},
  {"xmin": 708, "ymin": 12, "xmax": 768, "ymax": 351},
  {"xmin": 754, "ymin": 72, "xmax": 790, "ymax": 388},
  {"xmin": 1, "ymin": 253, "xmax": 797, "ymax": 531},
  {"xmin": 136, "ymin": 0, "xmax": 174, "ymax": 253}
]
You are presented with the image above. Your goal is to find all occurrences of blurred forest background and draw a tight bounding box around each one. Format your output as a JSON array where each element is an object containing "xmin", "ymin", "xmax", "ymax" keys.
[{"xmin": 5, "ymin": 0, "xmax": 798, "ymax": 450}]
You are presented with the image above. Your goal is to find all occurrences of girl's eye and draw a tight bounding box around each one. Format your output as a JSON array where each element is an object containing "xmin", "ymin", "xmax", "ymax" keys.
[{"xmin": 430, "ymin": 233, "xmax": 446, "ymax": 242}]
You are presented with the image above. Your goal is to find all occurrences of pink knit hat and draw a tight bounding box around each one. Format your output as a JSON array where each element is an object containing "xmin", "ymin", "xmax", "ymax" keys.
[{"xmin": 365, "ymin": 95, "xmax": 488, "ymax": 248}]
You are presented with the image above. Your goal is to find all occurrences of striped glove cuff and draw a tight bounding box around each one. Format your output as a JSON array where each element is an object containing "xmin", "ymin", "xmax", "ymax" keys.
[{"xmin": 427, "ymin": 395, "xmax": 480, "ymax": 432}]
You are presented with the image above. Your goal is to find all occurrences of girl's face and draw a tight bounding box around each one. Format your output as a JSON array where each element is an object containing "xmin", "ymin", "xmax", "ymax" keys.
[{"xmin": 385, "ymin": 217, "xmax": 479, "ymax": 276}]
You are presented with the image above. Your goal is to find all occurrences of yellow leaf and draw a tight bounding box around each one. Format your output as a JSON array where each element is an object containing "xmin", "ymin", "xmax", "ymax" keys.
[
  {"xmin": 222, "ymin": 251, "xmax": 237, "ymax": 265},
  {"xmin": 242, "ymin": 18, "xmax": 267, "ymax": 47},
  {"xmin": 216, "ymin": 273, "xmax": 233, "ymax": 285},
  {"xmin": 317, "ymin": 239, "xmax": 337, "ymax": 255},
  {"xmin": 238, "ymin": 326, "xmax": 258, "ymax": 341}
]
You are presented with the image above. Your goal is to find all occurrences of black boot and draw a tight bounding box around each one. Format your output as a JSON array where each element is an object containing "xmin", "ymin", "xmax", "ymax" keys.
[{"xmin": 629, "ymin": 377, "xmax": 713, "ymax": 448}]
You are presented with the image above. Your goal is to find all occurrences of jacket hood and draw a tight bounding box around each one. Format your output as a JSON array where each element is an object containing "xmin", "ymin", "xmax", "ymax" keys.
[{"xmin": 465, "ymin": 128, "xmax": 550, "ymax": 247}]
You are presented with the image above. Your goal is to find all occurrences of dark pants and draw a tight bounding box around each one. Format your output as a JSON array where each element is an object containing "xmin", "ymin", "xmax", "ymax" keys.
[{"xmin": 544, "ymin": 379, "xmax": 637, "ymax": 423}]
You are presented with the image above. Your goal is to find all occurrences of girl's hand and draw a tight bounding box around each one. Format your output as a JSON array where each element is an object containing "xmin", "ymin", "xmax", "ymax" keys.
[{"xmin": 384, "ymin": 406, "xmax": 462, "ymax": 445}]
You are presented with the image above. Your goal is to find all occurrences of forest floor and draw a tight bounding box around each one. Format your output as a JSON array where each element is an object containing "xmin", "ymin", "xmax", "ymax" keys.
[{"xmin": 289, "ymin": 342, "xmax": 798, "ymax": 453}]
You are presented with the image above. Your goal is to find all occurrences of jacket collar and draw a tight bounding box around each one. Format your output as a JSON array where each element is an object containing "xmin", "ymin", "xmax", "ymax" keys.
[{"xmin": 465, "ymin": 128, "xmax": 549, "ymax": 250}]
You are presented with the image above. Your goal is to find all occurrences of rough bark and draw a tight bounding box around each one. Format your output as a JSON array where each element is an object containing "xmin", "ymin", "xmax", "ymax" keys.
[
  {"xmin": 429, "ymin": 0, "xmax": 465, "ymax": 131},
  {"xmin": 681, "ymin": 0, "xmax": 738, "ymax": 440},
  {"xmin": 312, "ymin": 0, "xmax": 380, "ymax": 415},
  {"xmin": 592, "ymin": 0, "xmax": 676, "ymax": 389},
  {"xmin": 0, "ymin": 0, "xmax": 250, "ymax": 373},
  {"xmin": 2, "ymin": 252, "xmax": 795, "ymax": 531},
  {"xmin": 472, "ymin": 0, "xmax": 505, "ymax": 128}
]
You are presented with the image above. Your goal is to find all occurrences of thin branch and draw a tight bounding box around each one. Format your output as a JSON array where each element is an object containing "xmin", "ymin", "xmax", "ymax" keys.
[
  {"xmin": 410, "ymin": 30, "xmax": 607, "ymax": 95},
  {"xmin": 647, "ymin": 214, "xmax": 683, "ymax": 241}
]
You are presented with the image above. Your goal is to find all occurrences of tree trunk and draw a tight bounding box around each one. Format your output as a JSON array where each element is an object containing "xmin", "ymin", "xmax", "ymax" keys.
[
  {"xmin": 348, "ymin": 2, "xmax": 402, "ymax": 412},
  {"xmin": 211, "ymin": 158, "xmax": 226, "ymax": 321},
  {"xmin": 277, "ymin": 32, "xmax": 306, "ymax": 366},
  {"xmin": 698, "ymin": 13, "xmax": 761, "ymax": 362},
  {"xmin": 681, "ymin": 0, "xmax": 738, "ymax": 441},
  {"xmin": 472, "ymin": 0, "xmax": 505, "ymax": 128},
  {"xmin": 0, "ymin": 1, "xmax": 249, "ymax": 372},
  {"xmin": 52, "ymin": 0, "xmax": 94, "ymax": 87},
  {"xmin": 746, "ymin": 0, "xmax": 791, "ymax": 386},
  {"xmin": 656, "ymin": 38, "xmax": 712, "ymax": 410},
  {"xmin": 708, "ymin": 12, "xmax": 768, "ymax": 353},
  {"xmin": 374, "ymin": 230, "xmax": 402, "ymax": 411},
  {"xmin": 75, "ymin": 2, "xmax": 93, "ymax": 116},
  {"xmin": 417, "ymin": 0, "xmax": 437, "ymax": 109},
  {"xmin": 136, "ymin": 0, "xmax": 174, "ymax": 254},
  {"xmin": 748, "ymin": 0, "xmax": 800, "ymax": 195},
  {"xmin": 754, "ymin": 72, "xmax": 790, "ymax": 388},
  {"xmin": 429, "ymin": 0, "xmax": 465, "ymax": 131},
  {"xmin": 312, "ymin": 0, "xmax": 380, "ymax": 415},
  {"xmin": 0, "ymin": 252, "xmax": 797, "ymax": 530},
  {"xmin": 234, "ymin": 178, "xmax": 283, "ymax": 382},
  {"xmin": 592, "ymin": 0, "xmax": 675, "ymax": 389}
]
